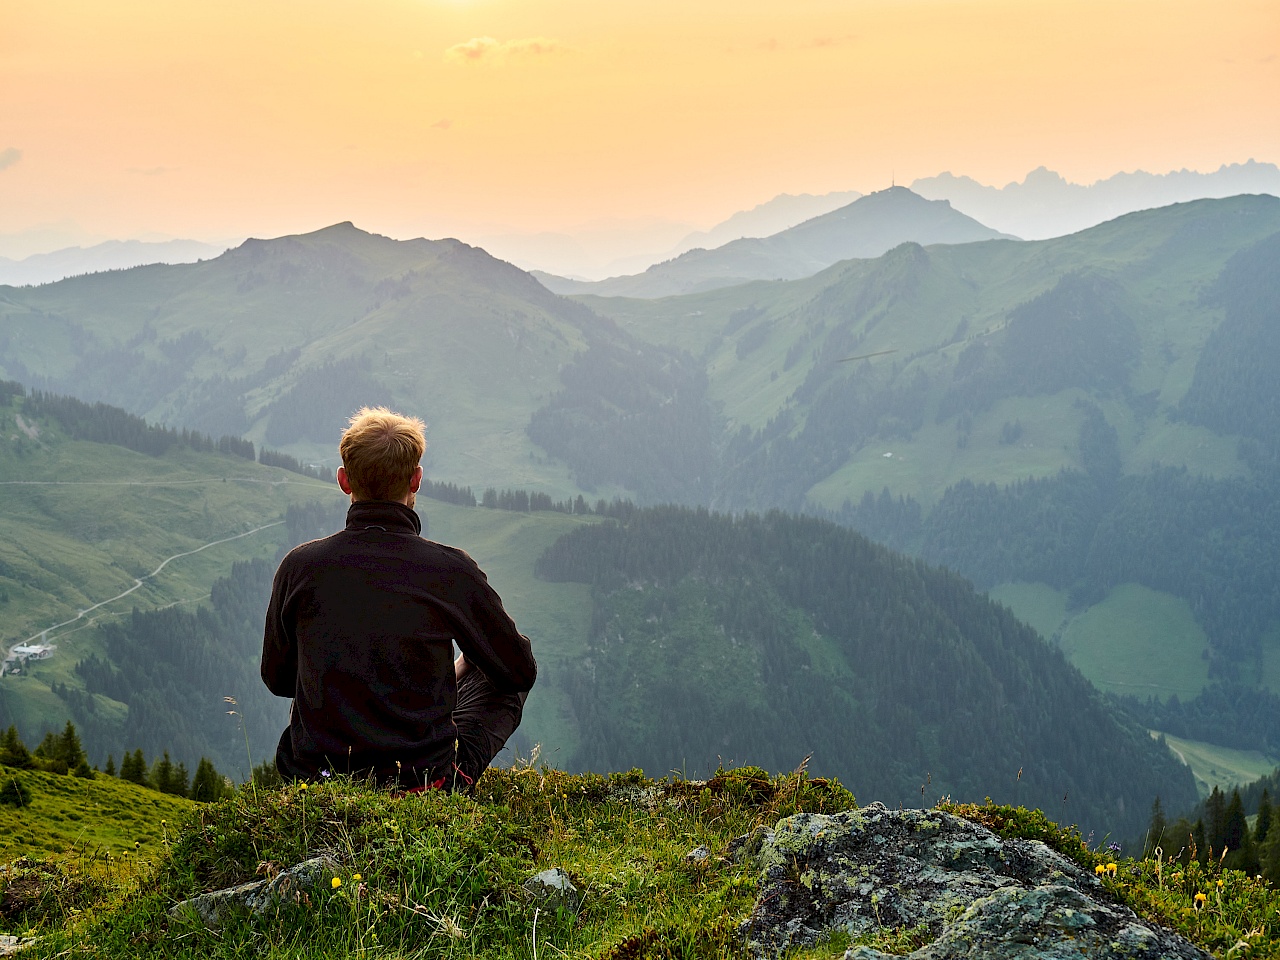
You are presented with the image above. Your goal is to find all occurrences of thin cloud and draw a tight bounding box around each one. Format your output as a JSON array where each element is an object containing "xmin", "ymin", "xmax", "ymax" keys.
[
  {"xmin": 128, "ymin": 166, "xmax": 176, "ymax": 176},
  {"xmin": 804, "ymin": 35, "xmax": 857, "ymax": 49},
  {"xmin": 0, "ymin": 148, "xmax": 22, "ymax": 172},
  {"xmin": 432, "ymin": 119, "xmax": 452, "ymax": 130},
  {"xmin": 443, "ymin": 36, "xmax": 566, "ymax": 66}
]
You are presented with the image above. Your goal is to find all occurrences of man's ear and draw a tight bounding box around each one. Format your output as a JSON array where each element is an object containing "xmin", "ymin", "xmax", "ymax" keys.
[
  {"xmin": 409, "ymin": 465, "xmax": 423, "ymax": 493},
  {"xmin": 337, "ymin": 466, "xmax": 353, "ymax": 495}
]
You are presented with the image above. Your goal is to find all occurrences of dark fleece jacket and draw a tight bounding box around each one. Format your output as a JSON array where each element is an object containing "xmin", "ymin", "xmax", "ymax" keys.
[{"xmin": 261, "ymin": 499, "xmax": 536, "ymax": 785}]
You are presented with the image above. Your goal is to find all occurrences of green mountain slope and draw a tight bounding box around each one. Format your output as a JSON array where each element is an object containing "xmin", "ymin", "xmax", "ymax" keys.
[
  {"xmin": 0, "ymin": 764, "xmax": 193, "ymax": 860},
  {"xmin": 0, "ymin": 224, "xmax": 644, "ymax": 497},
  {"xmin": 562, "ymin": 195, "xmax": 1280, "ymax": 705},
  {"xmin": 535, "ymin": 505, "xmax": 1197, "ymax": 837},
  {"xmin": 537, "ymin": 187, "xmax": 1012, "ymax": 298},
  {"xmin": 0, "ymin": 382, "xmax": 607, "ymax": 778}
]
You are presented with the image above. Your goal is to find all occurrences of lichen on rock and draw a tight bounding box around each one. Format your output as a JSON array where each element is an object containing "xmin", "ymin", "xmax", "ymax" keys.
[
  {"xmin": 735, "ymin": 802, "xmax": 1208, "ymax": 959},
  {"xmin": 168, "ymin": 855, "xmax": 342, "ymax": 930}
]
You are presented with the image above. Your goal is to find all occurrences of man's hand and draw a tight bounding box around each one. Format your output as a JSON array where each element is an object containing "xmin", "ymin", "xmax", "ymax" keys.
[{"xmin": 454, "ymin": 653, "xmax": 471, "ymax": 683}]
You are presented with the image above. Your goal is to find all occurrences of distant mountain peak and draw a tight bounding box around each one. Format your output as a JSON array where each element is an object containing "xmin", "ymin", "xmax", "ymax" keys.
[
  {"xmin": 537, "ymin": 185, "xmax": 1008, "ymax": 299},
  {"xmin": 912, "ymin": 160, "xmax": 1280, "ymax": 239}
]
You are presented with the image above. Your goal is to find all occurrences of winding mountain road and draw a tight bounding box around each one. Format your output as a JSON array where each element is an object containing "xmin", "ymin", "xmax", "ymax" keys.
[{"xmin": 2, "ymin": 520, "xmax": 283, "ymax": 671}]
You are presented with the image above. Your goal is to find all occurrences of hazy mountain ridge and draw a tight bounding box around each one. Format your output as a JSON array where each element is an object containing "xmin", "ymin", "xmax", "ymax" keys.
[
  {"xmin": 535, "ymin": 187, "xmax": 1012, "ymax": 298},
  {"xmin": 912, "ymin": 160, "xmax": 1280, "ymax": 241},
  {"xmin": 0, "ymin": 238, "xmax": 231, "ymax": 287}
]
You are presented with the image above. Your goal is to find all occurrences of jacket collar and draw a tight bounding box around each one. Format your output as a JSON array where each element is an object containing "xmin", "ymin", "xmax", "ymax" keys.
[{"xmin": 345, "ymin": 500, "xmax": 422, "ymax": 536}]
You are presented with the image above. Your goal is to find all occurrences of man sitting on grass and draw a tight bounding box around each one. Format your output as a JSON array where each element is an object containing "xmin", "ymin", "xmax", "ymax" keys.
[{"xmin": 261, "ymin": 407, "xmax": 537, "ymax": 792}]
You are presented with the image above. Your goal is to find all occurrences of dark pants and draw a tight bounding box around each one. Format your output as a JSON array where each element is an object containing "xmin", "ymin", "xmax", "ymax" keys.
[{"xmin": 449, "ymin": 667, "xmax": 528, "ymax": 791}]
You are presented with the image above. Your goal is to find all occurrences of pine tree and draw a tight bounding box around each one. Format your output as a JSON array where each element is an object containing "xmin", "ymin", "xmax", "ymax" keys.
[
  {"xmin": 1257, "ymin": 789, "xmax": 1273, "ymax": 846},
  {"xmin": 170, "ymin": 761, "xmax": 190, "ymax": 798},
  {"xmin": 190, "ymin": 758, "xmax": 226, "ymax": 802},
  {"xmin": 150, "ymin": 753, "xmax": 174, "ymax": 794},
  {"xmin": 1263, "ymin": 825, "xmax": 1280, "ymax": 885},
  {"xmin": 1143, "ymin": 796, "xmax": 1167, "ymax": 859},
  {"xmin": 1223, "ymin": 789, "xmax": 1258, "ymax": 873},
  {"xmin": 1204, "ymin": 787, "xmax": 1227, "ymax": 857},
  {"xmin": 0, "ymin": 726, "xmax": 33, "ymax": 769},
  {"xmin": 33, "ymin": 732, "xmax": 68, "ymax": 774},
  {"xmin": 58, "ymin": 721, "xmax": 87, "ymax": 770},
  {"xmin": 103, "ymin": 754, "xmax": 116, "ymax": 777},
  {"xmin": 120, "ymin": 748, "xmax": 148, "ymax": 785}
]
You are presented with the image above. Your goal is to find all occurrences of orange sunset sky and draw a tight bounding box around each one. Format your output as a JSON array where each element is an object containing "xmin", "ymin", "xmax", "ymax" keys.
[{"xmin": 1, "ymin": 0, "xmax": 1277, "ymax": 254}]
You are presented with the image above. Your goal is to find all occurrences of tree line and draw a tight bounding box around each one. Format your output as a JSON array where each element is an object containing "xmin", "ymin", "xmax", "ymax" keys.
[
  {"xmin": 0, "ymin": 722, "xmax": 230, "ymax": 803},
  {"xmin": 1145, "ymin": 778, "xmax": 1280, "ymax": 883}
]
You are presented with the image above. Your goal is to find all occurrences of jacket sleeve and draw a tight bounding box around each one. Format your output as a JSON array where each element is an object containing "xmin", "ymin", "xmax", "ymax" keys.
[
  {"xmin": 260, "ymin": 559, "xmax": 298, "ymax": 698},
  {"xmin": 447, "ymin": 550, "xmax": 538, "ymax": 694}
]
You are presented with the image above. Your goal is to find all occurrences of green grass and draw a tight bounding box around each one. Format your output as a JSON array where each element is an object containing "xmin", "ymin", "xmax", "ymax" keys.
[
  {"xmin": 1152, "ymin": 732, "xmax": 1280, "ymax": 799},
  {"xmin": 987, "ymin": 582, "xmax": 1070, "ymax": 643},
  {"xmin": 0, "ymin": 764, "xmax": 193, "ymax": 861},
  {"xmin": 4, "ymin": 770, "xmax": 1278, "ymax": 958},
  {"xmin": 1058, "ymin": 583, "xmax": 1211, "ymax": 700}
]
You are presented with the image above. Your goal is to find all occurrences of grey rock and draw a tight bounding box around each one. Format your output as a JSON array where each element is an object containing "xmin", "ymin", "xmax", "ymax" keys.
[
  {"xmin": 169, "ymin": 855, "xmax": 342, "ymax": 929},
  {"xmin": 0, "ymin": 935, "xmax": 37, "ymax": 957},
  {"xmin": 736, "ymin": 803, "xmax": 1208, "ymax": 960},
  {"xmin": 685, "ymin": 845, "xmax": 712, "ymax": 864},
  {"xmin": 522, "ymin": 868, "xmax": 581, "ymax": 913}
]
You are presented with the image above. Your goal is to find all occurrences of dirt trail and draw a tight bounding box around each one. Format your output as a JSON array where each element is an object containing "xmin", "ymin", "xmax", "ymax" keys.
[{"xmin": 6, "ymin": 520, "xmax": 283, "ymax": 656}]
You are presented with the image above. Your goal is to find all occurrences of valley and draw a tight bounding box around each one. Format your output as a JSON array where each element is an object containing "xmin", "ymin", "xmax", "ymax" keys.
[{"xmin": 1, "ymin": 191, "xmax": 1279, "ymax": 838}]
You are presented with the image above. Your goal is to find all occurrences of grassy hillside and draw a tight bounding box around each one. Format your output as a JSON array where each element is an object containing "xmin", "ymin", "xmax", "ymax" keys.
[
  {"xmin": 0, "ymin": 384, "xmax": 610, "ymax": 778},
  {"xmin": 3, "ymin": 770, "xmax": 1276, "ymax": 959},
  {"xmin": 0, "ymin": 764, "xmax": 193, "ymax": 860},
  {"xmin": 588, "ymin": 195, "xmax": 1280, "ymax": 502},
  {"xmin": 1153, "ymin": 732, "xmax": 1280, "ymax": 799},
  {"xmin": 0, "ymin": 393, "xmax": 335, "ymax": 754},
  {"xmin": 0, "ymin": 225, "xmax": 603, "ymax": 497}
]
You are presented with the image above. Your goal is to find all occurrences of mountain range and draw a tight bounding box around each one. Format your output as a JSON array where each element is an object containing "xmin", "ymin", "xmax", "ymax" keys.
[
  {"xmin": 534, "ymin": 187, "xmax": 1012, "ymax": 298},
  {"xmin": 912, "ymin": 159, "xmax": 1280, "ymax": 240},
  {"xmin": 3, "ymin": 193, "xmax": 1280, "ymax": 772},
  {"xmin": 0, "ymin": 239, "xmax": 231, "ymax": 287}
]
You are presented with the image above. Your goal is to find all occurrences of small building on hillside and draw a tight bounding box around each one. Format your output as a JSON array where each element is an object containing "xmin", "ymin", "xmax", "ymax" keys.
[{"xmin": 2, "ymin": 642, "xmax": 56, "ymax": 676}]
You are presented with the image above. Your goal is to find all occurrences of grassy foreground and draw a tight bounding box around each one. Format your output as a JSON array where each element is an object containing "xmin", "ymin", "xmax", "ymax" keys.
[{"xmin": 2, "ymin": 766, "xmax": 1278, "ymax": 959}]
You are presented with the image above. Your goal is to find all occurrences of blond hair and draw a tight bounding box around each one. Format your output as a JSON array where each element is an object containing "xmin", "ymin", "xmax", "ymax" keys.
[{"xmin": 338, "ymin": 407, "xmax": 426, "ymax": 501}]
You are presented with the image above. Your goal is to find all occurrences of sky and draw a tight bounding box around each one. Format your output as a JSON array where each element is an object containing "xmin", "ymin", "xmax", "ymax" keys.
[{"xmin": 1, "ymin": 0, "xmax": 1277, "ymax": 256}]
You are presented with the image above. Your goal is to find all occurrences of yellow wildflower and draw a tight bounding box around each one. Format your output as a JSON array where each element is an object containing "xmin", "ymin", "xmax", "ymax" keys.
[
  {"xmin": 1105, "ymin": 863, "xmax": 1117, "ymax": 876},
  {"xmin": 353, "ymin": 873, "xmax": 362, "ymax": 881},
  {"xmin": 299, "ymin": 782, "xmax": 309, "ymax": 791},
  {"xmin": 1094, "ymin": 864, "xmax": 1106, "ymax": 876},
  {"xmin": 331, "ymin": 877, "xmax": 342, "ymax": 889},
  {"xmin": 1194, "ymin": 892, "xmax": 1207, "ymax": 909}
]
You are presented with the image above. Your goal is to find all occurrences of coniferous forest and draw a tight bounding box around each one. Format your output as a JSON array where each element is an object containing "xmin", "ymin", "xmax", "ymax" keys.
[{"xmin": 535, "ymin": 505, "xmax": 1197, "ymax": 837}]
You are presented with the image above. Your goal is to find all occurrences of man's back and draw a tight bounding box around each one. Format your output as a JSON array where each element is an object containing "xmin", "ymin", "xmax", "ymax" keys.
[{"xmin": 262, "ymin": 498, "xmax": 536, "ymax": 786}]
